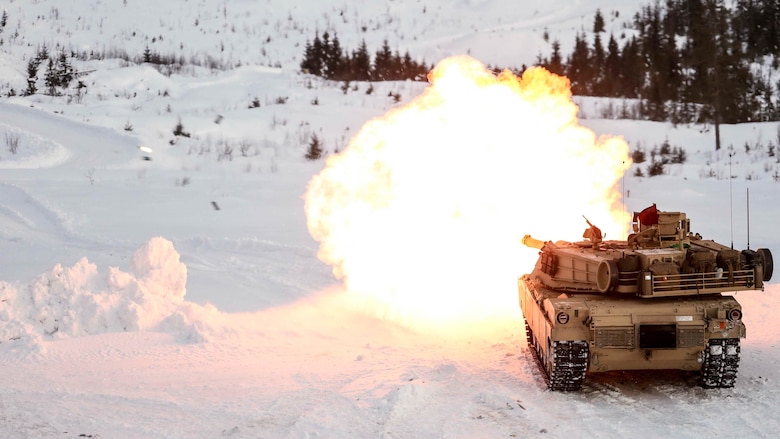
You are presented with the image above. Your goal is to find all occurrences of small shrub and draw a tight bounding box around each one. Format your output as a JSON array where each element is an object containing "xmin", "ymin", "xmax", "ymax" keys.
[
  {"xmin": 305, "ymin": 134, "xmax": 323, "ymax": 160},
  {"xmin": 217, "ymin": 144, "xmax": 234, "ymax": 162},
  {"xmin": 647, "ymin": 160, "xmax": 664, "ymax": 177},
  {"xmin": 671, "ymin": 146, "xmax": 687, "ymax": 164},
  {"xmin": 173, "ymin": 119, "xmax": 190, "ymax": 137},
  {"xmin": 631, "ymin": 148, "xmax": 646, "ymax": 164},
  {"xmin": 5, "ymin": 132, "xmax": 20, "ymax": 154},
  {"xmin": 659, "ymin": 139, "xmax": 671, "ymax": 156},
  {"xmin": 238, "ymin": 139, "xmax": 254, "ymax": 157}
]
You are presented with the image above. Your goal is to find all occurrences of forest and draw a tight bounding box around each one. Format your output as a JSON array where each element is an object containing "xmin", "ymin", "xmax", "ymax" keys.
[
  {"xmin": 300, "ymin": 1, "xmax": 780, "ymax": 135},
  {"xmin": 538, "ymin": 0, "xmax": 780, "ymax": 128}
]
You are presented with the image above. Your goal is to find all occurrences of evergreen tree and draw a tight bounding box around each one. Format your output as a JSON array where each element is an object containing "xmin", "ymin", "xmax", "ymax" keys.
[
  {"xmin": 25, "ymin": 58, "xmax": 39, "ymax": 96},
  {"xmin": 44, "ymin": 58, "xmax": 58, "ymax": 95},
  {"xmin": 351, "ymin": 40, "xmax": 371, "ymax": 81},
  {"xmin": 566, "ymin": 32, "xmax": 592, "ymax": 95},
  {"xmin": 37, "ymin": 44, "xmax": 49, "ymax": 62},
  {"xmin": 300, "ymin": 33, "xmax": 324, "ymax": 76},
  {"xmin": 55, "ymin": 52, "xmax": 74, "ymax": 88},
  {"xmin": 591, "ymin": 32, "xmax": 606, "ymax": 95},
  {"xmin": 372, "ymin": 40, "xmax": 393, "ymax": 80},
  {"xmin": 0, "ymin": 10, "xmax": 7, "ymax": 30},
  {"xmin": 547, "ymin": 40, "xmax": 564, "ymax": 76},
  {"xmin": 620, "ymin": 37, "xmax": 643, "ymax": 98},
  {"xmin": 593, "ymin": 9, "xmax": 606, "ymax": 33},
  {"xmin": 305, "ymin": 134, "xmax": 323, "ymax": 160},
  {"xmin": 322, "ymin": 32, "xmax": 344, "ymax": 80},
  {"xmin": 604, "ymin": 34, "xmax": 622, "ymax": 97}
]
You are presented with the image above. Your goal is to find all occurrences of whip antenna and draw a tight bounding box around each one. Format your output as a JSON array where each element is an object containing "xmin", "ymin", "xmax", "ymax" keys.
[
  {"xmin": 729, "ymin": 152, "xmax": 734, "ymax": 249},
  {"xmin": 747, "ymin": 187, "xmax": 750, "ymax": 250}
]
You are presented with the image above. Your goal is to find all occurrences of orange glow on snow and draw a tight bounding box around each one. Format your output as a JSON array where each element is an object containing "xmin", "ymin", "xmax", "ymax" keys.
[{"xmin": 304, "ymin": 56, "xmax": 631, "ymax": 329}]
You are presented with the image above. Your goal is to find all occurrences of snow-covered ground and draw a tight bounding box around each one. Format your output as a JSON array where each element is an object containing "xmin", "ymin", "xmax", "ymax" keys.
[{"xmin": 1, "ymin": 1, "xmax": 779, "ymax": 438}]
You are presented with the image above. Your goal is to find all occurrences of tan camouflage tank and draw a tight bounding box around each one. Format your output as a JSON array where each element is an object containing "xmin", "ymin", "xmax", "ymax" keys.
[{"xmin": 519, "ymin": 204, "xmax": 773, "ymax": 390}]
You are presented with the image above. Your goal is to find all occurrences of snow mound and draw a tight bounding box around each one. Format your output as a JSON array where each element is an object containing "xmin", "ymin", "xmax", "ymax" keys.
[{"xmin": 0, "ymin": 237, "xmax": 223, "ymax": 348}]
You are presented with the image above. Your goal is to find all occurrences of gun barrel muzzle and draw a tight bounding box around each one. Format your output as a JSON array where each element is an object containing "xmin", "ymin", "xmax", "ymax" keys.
[{"xmin": 522, "ymin": 234, "xmax": 546, "ymax": 250}]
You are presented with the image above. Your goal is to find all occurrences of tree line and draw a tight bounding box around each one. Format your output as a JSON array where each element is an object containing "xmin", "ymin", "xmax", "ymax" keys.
[
  {"xmin": 300, "ymin": 32, "xmax": 430, "ymax": 82},
  {"xmin": 537, "ymin": 0, "xmax": 780, "ymax": 132}
]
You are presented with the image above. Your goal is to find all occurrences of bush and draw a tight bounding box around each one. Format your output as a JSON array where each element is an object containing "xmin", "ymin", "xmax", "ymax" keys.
[
  {"xmin": 305, "ymin": 134, "xmax": 323, "ymax": 160},
  {"xmin": 173, "ymin": 119, "xmax": 190, "ymax": 137},
  {"xmin": 5, "ymin": 132, "xmax": 20, "ymax": 154},
  {"xmin": 647, "ymin": 160, "xmax": 665, "ymax": 176},
  {"xmin": 631, "ymin": 148, "xmax": 646, "ymax": 164}
]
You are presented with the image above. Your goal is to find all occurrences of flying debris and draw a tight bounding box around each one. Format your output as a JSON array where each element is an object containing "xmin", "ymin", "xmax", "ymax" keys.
[{"xmin": 139, "ymin": 145, "xmax": 153, "ymax": 161}]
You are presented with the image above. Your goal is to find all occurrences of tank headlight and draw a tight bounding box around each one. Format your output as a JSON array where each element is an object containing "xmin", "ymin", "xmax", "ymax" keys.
[
  {"xmin": 727, "ymin": 308, "xmax": 742, "ymax": 321},
  {"xmin": 556, "ymin": 312, "xmax": 570, "ymax": 325}
]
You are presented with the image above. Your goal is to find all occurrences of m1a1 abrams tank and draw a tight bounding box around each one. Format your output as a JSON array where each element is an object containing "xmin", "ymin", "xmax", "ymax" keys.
[{"xmin": 519, "ymin": 204, "xmax": 773, "ymax": 391}]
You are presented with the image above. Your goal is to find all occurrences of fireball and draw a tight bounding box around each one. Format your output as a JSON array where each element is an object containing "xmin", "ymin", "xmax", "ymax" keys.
[{"xmin": 305, "ymin": 56, "xmax": 631, "ymax": 328}]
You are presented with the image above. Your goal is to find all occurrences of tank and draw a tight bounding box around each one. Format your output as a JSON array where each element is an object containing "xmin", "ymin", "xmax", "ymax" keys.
[{"xmin": 519, "ymin": 204, "xmax": 773, "ymax": 390}]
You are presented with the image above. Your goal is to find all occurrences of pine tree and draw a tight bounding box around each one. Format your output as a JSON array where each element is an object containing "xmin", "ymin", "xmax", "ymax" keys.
[
  {"xmin": 305, "ymin": 134, "xmax": 323, "ymax": 160},
  {"xmin": 547, "ymin": 40, "xmax": 564, "ymax": 76},
  {"xmin": 55, "ymin": 52, "xmax": 74, "ymax": 88},
  {"xmin": 300, "ymin": 33, "xmax": 324, "ymax": 76},
  {"xmin": 44, "ymin": 58, "xmax": 58, "ymax": 95},
  {"xmin": 593, "ymin": 9, "xmax": 605, "ymax": 33},
  {"xmin": 351, "ymin": 40, "xmax": 371, "ymax": 81},
  {"xmin": 604, "ymin": 34, "xmax": 622, "ymax": 97},
  {"xmin": 37, "ymin": 44, "xmax": 49, "ymax": 62},
  {"xmin": 323, "ymin": 32, "xmax": 344, "ymax": 80},
  {"xmin": 25, "ymin": 58, "xmax": 39, "ymax": 96},
  {"xmin": 620, "ymin": 37, "xmax": 643, "ymax": 98},
  {"xmin": 567, "ymin": 32, "xmax": 592, "ymax": 95},
  {"xmin": 1, "ymin": 10, "xmax": 8, "ymax": 29},
  {"xmin": 591, "ymin": 33, "xmax": 606, "ymax": 95},
  {"xmin": 372, "ymin": 40, "xmax": 393, "ymax": 80}
]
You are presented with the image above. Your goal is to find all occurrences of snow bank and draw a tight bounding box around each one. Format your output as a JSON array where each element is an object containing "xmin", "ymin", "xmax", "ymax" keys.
[{"xmin": 0, "ymin": 237, "xmax": 223, "ymax": 348}]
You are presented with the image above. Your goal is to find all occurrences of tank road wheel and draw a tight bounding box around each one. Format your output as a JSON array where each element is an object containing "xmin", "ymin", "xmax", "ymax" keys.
[
  {"xmin": 546, "ymin": 340, "xmax": 589, "ymax": 391},
  {"xmin": 700, "ymin": 338, "xmax": 741, "ymax": 388}
]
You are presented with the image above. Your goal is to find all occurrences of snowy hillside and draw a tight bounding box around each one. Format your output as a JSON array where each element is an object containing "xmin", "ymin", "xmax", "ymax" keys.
[{"xmin": 1, "ymin": 1, "xmax": 779, "ymax": 438}]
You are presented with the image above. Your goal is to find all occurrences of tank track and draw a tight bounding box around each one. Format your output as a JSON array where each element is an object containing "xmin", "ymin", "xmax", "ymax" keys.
[
  {"xmin": 700, "ymin": 338, "xmax": 740, "ymax": 388},
  {"xmin": 525, "ymin": 320, "xmax": 589, "ymax": 391},
  {"xmin": 547, "ymin": 340, "xmax": 589, "ymax": 391}
]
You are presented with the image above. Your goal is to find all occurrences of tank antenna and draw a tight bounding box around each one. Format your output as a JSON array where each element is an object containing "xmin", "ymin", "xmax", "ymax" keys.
[
  {"xmin": 746, "ymin": 187, "xmax": 750, "ymax": 250},
  {"xmin": 729, "ymin": 152, "xmax": 734, "ymax": 249}
]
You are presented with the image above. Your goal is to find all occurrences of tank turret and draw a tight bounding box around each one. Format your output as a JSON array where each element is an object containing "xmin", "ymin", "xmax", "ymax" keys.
[
  {"xmin": 523, "ymin": 204, "xmax": 772, "ymax": 297},
  {"xmin": 518, "ymin": 204, "xmax": 773, "ymax": 391}
]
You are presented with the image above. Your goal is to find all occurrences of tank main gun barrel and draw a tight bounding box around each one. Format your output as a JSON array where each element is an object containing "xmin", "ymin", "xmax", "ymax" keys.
[{"xmin": 522, "ymin": 234, "xmax": 546, "ymax": 250}]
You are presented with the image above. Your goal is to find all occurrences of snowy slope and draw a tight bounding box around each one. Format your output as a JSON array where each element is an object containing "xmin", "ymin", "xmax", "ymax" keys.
[{"xmin": 1, "ymin": 1, "xmax": 779, "ymax": 438}]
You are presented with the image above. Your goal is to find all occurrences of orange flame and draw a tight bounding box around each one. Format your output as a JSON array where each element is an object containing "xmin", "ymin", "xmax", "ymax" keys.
[{"xmin": 304, "ymin": 56, "xmax": 631, "ymax": 329}]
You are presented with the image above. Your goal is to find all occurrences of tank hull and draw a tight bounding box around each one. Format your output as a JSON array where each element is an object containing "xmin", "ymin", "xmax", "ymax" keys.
[{"xmin": 519, "ymin": 275, "xmax": 745, "ymax": 389}]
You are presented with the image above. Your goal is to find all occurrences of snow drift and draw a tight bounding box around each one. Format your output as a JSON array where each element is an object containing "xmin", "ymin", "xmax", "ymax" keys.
[{"xmin": 0, "ymin": 237, "xmax": 222, "ymax": 347}]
